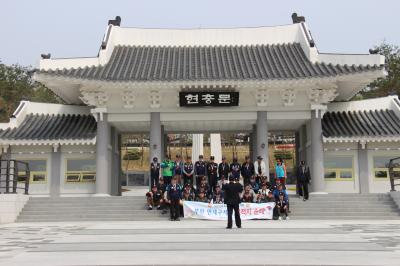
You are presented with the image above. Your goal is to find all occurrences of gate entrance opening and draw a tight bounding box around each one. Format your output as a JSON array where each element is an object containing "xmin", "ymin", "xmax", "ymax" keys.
[{"xmin": 120, "ymin": 131, "xmax": 297, "ymax": 187}]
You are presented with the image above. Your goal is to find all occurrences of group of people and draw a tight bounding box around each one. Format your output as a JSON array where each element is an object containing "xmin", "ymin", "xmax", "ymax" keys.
[{"xmin": 146, "ymin": 153, "xmax": 311, "ymax": 224}]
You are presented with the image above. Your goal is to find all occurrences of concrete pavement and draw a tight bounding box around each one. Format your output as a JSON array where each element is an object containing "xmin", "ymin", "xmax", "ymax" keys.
[{"xmin": 1, "ymin": 219, "xmax": 400, "ymax": 265}]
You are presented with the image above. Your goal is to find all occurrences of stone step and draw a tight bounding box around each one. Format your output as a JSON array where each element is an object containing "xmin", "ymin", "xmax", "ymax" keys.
[
  {"xmin": 17, "ymin": 193, "xmax": 400, "ymax": 222},
  {"xmin": 17, "ymin": 215, "xmax": 400, "ymax": 222},
  {"xmin": 22, "ymin": 207, "xmax": 149, "ymax": 212},
  {"xmin": 18, "ymin": 212, "xmax": 169, "ymax": 218},
  {"xmin": 17, "ymin": 217, "xmax": 169, "ymax": 222},
  {"xmin": 21, "ymin": 204, "xmax": 399, "ymax": 211},
  {"xmin": 291, "ymin": 208, "xmax": 399, "ymax": 213},
  {"xmin": 29, "ymin": 195, "xmax": 146, "ymax": 202},
  {"xmin": 289, "ymin": 211, "xmax": 399, "ymax": 216},
  {"xmin": 24, "ymin": 197, "xmax": 146, "ymax": 203},
  {"xmin": 25, "ymin": 199, "xmax": 395, "ymax": 204},
  {"xmin": 19, "ymin": 209, "xmax": 169, "ymax": 215},
  {"xmin": 290, "ymin": 216, "xmax": 400, "ymax": 220},
  {"xmin": 289, "ymin": 201, "xmax": 396, "ymax": 205}
]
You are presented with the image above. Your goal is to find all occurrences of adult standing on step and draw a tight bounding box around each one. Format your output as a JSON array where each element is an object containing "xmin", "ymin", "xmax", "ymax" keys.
[
  {"xmin": 297, "ymin": 160, "xmax": 311, "ymax": 201},
  {"xmin": 275, "ymin": 158, "xmax": 287, "ymax": 187},
  {"xmin": 167, "ymin": 177, "xmax": 183, "ymax": 221},
  {"xmin": 207, "ymin": 156, "xmax": 218, "ymax": 192},
  {"xmin": 241, "ymin": 155, "xmax": 255, "ymax": 185},
  {"xmin": 218, "ymin": 156, "xmax": 230, "ymax": 181},
  {"xmin": 194, "ymin": 155, "xmax": 207, "ymax": 188},
  {"xmin": 161, "ymin": 154, "xmax": 174, "ymax": 185},
  {"xmin": 230, "ymin": 157, "xmax": 241, "ymax": 182},
  {"xmin": 222, "ymin": 176, "xmax": 243, "ymax": 229},
  {"xmin": 254, "ymin": 156, "xmax": 267, "ymax": 182},
  {"xmin": 150, "ymin": 157, "xmax": 161, "ymax": 187},
  {"xmin": 182, "ymin": 156, "xmax": 194, "ymax": 185},
  {"xmin": 174, "ymin": 154, "xmax": 183, "ymax": 185}
]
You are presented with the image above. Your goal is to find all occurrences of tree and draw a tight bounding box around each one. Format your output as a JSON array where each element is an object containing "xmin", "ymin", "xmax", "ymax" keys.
[
  {"xmin": 0, "ymin": 61, "xmax": 62, "ymax": 122},
  {"xmin": 355, "ymin": 42, "xmax": 400, "ymax": 99}
]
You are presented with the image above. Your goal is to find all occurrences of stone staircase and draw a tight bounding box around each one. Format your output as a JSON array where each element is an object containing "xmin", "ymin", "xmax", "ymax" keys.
[
  {"xmin": 289, "ymin": 193, "xmax": 400, "ymax": 219},
  {"xmin": 16, "ymin": 193, "xmax": 400, "ymax": 222},
  {"xmin": 17, "ymin": 196, "xmax": 168, "ymax": 222}
]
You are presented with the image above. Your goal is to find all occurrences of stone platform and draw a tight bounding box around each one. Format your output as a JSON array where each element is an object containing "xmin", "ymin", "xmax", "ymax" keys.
[{"xmin": 1, "ymin": 220, "xmax": 400, "ymax": 265}]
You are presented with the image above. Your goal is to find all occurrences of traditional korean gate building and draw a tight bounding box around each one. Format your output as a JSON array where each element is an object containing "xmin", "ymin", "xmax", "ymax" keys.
[{"xmin": 1, "ymin": 15, "xmax": 399, "ymax": 196}]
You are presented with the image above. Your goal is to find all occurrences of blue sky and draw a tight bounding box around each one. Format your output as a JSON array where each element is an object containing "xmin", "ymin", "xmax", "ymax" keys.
[{"xmin": 1, "ymin": 0, "xmax": 399, "ymax": 67}]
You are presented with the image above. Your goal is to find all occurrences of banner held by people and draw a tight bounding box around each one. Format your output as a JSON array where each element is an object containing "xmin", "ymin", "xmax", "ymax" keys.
[{"xmin": 183, "ymin": 201, "xmax": 275, "ymax": 220}]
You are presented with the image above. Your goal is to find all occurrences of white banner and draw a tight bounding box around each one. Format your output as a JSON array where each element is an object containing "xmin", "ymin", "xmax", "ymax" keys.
[{"xmin": 183, "ymin": 201, "xmax": 275, "ymax": 220}]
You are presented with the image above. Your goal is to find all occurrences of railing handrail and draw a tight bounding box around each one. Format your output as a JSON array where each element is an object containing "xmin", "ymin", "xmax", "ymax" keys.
[
  {"xmin": 389, "ymin": 156, "xmax": 400, "ymax": 191},
  {"xmin": 0, "ymin": 159, "xmax": 30, "ymax": 194}
]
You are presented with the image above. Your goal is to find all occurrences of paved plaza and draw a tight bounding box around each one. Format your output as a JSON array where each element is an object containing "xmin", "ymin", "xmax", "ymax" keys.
[{"xmin": 0, "ymin": 219, "xmax": 400, "ymax": 265}]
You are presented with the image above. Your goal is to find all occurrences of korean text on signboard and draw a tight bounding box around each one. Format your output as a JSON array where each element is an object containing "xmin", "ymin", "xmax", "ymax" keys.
[{"xmin": 179, "ymin": 92, "xmax": 239, "ymax": 107}]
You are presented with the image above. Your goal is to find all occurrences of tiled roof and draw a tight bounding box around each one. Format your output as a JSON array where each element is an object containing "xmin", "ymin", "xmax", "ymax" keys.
[
  {"xmin": 39, "ymin": 43, "xmax": 382, "ymax": 82},
  {"xmin": 0, "ymin": 114, "xmax": 96, "ymax": 140},
  {"xmin": 322, "ymin": 109, "xmax": 400, "ymax": 138}
]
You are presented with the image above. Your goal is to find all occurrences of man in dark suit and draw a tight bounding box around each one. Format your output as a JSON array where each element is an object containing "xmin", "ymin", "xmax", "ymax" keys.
[
  {"xmin": 297, "ymin": 160, "xmax": 311, "ymax": 201},
  {"xmin": 222, "ymin": 176, "xmax": 243, "ymax": 229},
  {"xmin": 218, "ymin": 156, "xmax": 230, "ymax": 181}
]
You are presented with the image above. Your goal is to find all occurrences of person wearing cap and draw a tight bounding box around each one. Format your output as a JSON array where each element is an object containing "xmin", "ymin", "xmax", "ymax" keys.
[
  {"xmin": 212, "ymin": 185, "xmax": 225, "ymax": 204},
  {"xmin": 254, "ymin": 156, "xmax": 267, "ymax": 181},
  {"xmin": 297, "ymin": 160, "xmax": 311, "ymax": 201},
  {"xmin": 150, "ymin": 157, "xmax": 161, "ymax": 187},
  {"xmin": 266, "ymin": 190, "xmax": 276, "ymax": 203},
  {"xmin": 241, "ymin": 155, "xmax": 255, "ymax": 185},
  {"xmin": 230, "ymin": 156, "xmax": 241, "ymax": 181},
  {"xmin": 249, "ymin": 176, "xmax": 260, "ymax": 194},
  {"xmin": 217, "ymin": 174, "xmax": 229, "ymax": 187},
  {"xmin": 166, "ymin": 176, "xmax": 183, "ymax": 221},
  {"xmin": 272, "ymin": 181, "xmax": 290, "ymax": 216},
  {"xmin": 161, "ymin": 154, "xmax": 175, "ymax": 185},
  {"xmin": 174, "ymin": 154, "xmax": 184, "ymax": 185},
  {"xmin": 222, "ymin": 176, "xmax": 243, "ymax": 229},
  {"xmin": 256, "ymin": 190, "xmax": 268, "ymax": 203},
  {"xmin": 182, "ymin": 156, "xmax": 194, "ymax": 186},
  {"xmin": 196, "ymin": 177, "xmax": 211, "ymax": 199},
  {"xmin": 273, "ymin": 183, "xmax": 289, "ymax": 202},
  {"xmin": 195, "ymin": 188, "xmax": 209, "ymax": 203},
  {"xmin": 182, "ymin": 182, "xmax": 195, "ymax": 201},
  {"xmin": 218, "ymin": 156, "xmax": 230, "ymax": 182},
  {"xmin": 276, "ymin": 192, "xmax": 289, "ymax": 220},
  {"xmin": 146, "ymin": 185, "xmax": 164, "ymax": 210},
  {"xmin": 207, "ymin": 156, "xmax": 218, "ymax": 192},
  {"xmin": 241, "ymin": 184, "xmax": 256, "ymax": 203},
  {"xmin": 194, "ymin": 155, "xmax": 207, "ymax": 188}
]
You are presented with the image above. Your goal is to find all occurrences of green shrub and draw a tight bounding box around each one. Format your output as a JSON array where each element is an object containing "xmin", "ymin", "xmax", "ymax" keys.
[
  {"xmin": 123, "ymin": 149, "xmax": 141, "ymax": 160},
  {"xmin": 273, "ymin": 151, "xmax": 293, "ymax": 160}
]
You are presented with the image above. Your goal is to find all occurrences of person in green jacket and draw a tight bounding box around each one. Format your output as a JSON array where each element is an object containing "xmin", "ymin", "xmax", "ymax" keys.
[{"xmin": 161, "ymin": 154, "xmax": 175, "ymax": 185}]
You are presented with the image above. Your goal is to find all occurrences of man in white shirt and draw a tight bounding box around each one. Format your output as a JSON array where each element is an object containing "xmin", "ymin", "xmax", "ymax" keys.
[{"xmin": 254, "ymin": 156, "xmax": 267, "ymax": 181}]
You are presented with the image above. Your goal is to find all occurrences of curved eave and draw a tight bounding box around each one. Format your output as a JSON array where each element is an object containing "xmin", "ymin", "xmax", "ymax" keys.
[
  {"xmin": 35, "ymin": 67, "xmax": 384, "ymax": 86},
  {"xmin": 0, "ymin": 138, "xmax": 96, "ymax": 146},
  {"xmin": 323, "ymin": 136, "xmax": 400, "ymax": 143}
]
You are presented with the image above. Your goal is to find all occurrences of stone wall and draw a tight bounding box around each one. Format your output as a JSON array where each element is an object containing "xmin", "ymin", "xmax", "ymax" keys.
[{"xmin": 0, "ymin": 194, "xmax": 29, "ymax": 224}]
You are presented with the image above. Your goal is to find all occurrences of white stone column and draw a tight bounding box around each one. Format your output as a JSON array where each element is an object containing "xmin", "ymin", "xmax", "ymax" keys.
[
  {"xmin": 192, "ymin": 134, "xmax": 204, "ymax": 162},
  {"xmin": 310, "ymin": 110, "xmax": 325, "ymax": 193},
  {"xmin": 299, "ymin": 124, "xmax": 307, "ymax": 162},
  {"xmin": 256, "ymin": 111, "xmax": 269, "ymax": 175},
  {"xmin": 252, "ymin": 125, "xmax": 257, "ymax": 162},
  {"xmin": 210, "ymin": 134, "xmax": 222, "ymax": 164},
  {"xmin": 50, "ymin": 146, "xmax": 61, "ymax": 198},
  {"xmin": 295, "ymin": 131, "xmax": 300, "ymax": 167},
  {"xmin": 358, "ymin": 142, "xmax": 369, "ymax": 193},
  {"xmin": 96, "ymin": 113, "xmax": 111, "ymax": 195},
  {"xmin": 150, "ymin": 112, "xmax": 162, "ymax": 163},
  {"xmin": 110, "ymin": 127, "xmax": 122, "ymax": 196}
]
